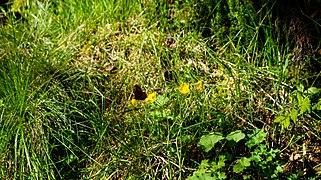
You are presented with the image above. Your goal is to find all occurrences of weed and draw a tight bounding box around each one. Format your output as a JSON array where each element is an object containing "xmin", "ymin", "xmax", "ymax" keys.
[{"xmin": 189, "ymin": 129, "xmax": 284, "ymax": 179}]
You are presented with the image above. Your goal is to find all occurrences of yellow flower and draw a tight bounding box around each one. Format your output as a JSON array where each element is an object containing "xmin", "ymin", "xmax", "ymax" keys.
[
  {"xmin": 178, "ymin": 83, "xmax": 190, "ymax": 94},
  {"xmin": 195, "ymin": 80, "xmax": 202, "ymax": 90},
  {"xmin": 145, "ymin": 92, "xmax": 157, "ymax": 104},
  {"xmin": 131, "ymin": 98, "xmax": 138, "ymax": 107}
]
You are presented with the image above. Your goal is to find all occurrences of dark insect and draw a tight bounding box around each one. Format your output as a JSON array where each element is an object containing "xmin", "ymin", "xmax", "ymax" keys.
[
  {"xmin": 164, "ymin": 69, "xmax": 177, "ymax": 82},
  {"xmin": 133, "ymin": 85, "xmax": 147, "ymax": 100}
]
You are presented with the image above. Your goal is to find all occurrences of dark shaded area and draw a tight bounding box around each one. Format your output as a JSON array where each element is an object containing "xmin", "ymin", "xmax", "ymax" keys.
[
  {"xmin": 192, "ymin": 0, "xmax": 230, "ymax": 38},
  {"xmin": 190, "ymin": 0, "xmax": 321, "ymax": 85},
  {"xmin": 0, "ymin": 0, "xmax": 10, "ymax": 23},
  {"xmin": 0, "ymin": 0, "xmax": 10, "ymax": 11},
  {"xmin": 268, "ymin": 0, "xmax": 321, "ymax": 87},
  {"xmin": 0, "ymin": 0, "xmax": 23, "ymax": 24}
]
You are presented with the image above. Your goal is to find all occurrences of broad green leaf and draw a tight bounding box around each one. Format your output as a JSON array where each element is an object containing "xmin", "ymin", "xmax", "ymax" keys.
[
  {"xmin": 226, "ymin": 130, "xmax": 245, "ymax": 143},
  {"xmin": 300, "ymin": 97, "xmax": 311, "ymax": 114},
  {"xmin": 198, "ymin": 132, "xmax": 224, "ymax": 152},
  {"xmin": 307, "ymin": 87, "xmax": 320, "ymax": 95},
  {"xmin": 246, "ymin": 129, "xmax": 266, "ymax": 147},
  {"xmin": 239, "ymin": 157, "xmax": 251, "ymax": 167}
]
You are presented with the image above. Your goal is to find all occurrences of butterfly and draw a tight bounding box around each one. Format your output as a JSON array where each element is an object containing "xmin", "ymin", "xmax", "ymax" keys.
[{"xmin": 133, "ymin": 85, "xmax": 147, "ymax": 100}]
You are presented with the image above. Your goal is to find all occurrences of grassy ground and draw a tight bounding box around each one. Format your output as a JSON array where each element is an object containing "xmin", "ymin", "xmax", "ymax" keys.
[{"xmin": 1, "ymin": 0, "xmax": 321, "ymax": 179}]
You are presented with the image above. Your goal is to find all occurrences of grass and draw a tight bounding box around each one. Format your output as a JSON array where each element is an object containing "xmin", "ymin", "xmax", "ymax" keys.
[{"xmin": 1, "ymin": 0, "xmax": 321, "ymax": 179}]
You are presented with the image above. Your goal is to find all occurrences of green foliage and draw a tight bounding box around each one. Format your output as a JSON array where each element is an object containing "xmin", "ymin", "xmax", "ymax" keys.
[
  {"xmin": 274, "ymin": 84, "xmax": 321, "ymax": 130},
  {"xmin": 190, "ymin": 129, "xmax": 283, "ymax": 179},
  {"xmin": 226, "ymin": 130, "xmax": 246, "ymax": 143},
  {"xmin": 233, "ymin": 157, "xmax": 251, "ymax": 173},
  {"xmin": 198, "ymin": 133, "xmax": 224, "ymax": 153},
  {"xmin": 189, "ymin": 157, "xmax": 227, "ymax": 180},
  {"xmin": 246, "ymin": 129, "xmax": 266, "ymax": 148}
]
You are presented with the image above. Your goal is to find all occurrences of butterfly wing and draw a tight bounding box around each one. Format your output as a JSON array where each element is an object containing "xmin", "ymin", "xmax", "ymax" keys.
[{"xmin": 134, "ymin": 85, "xmax": 147, "ymax": 100}]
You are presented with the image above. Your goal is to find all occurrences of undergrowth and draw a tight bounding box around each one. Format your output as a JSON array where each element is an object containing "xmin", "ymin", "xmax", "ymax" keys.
[{"xmin": 0, "ymin": 0, "xmax": 320, "ymax": 179}]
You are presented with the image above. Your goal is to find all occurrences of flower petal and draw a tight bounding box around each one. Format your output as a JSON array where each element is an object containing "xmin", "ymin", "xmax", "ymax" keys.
[
  {"xmin": 145, "ymin": 92, "xmax": 157, "ymax": 104},
  {"xmin": 178, "ymin": 83, "xmax": 190, "ymax": 94}
]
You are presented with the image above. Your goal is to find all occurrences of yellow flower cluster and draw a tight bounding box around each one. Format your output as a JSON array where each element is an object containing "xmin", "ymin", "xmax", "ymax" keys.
[
  {"xmin": 178, "ymin": 80, "xmax": 202, "ymax": 94},
  {"xmin": 145, "ymin": 92, "xmax": 157, "ymax": 104},
  {"xmin": 130, "ymin": 80, "xmax": 202, "ymax": 107},
  {"xmin": 178, "ymin": 83, "xmax": 190, "ymax": 94}
]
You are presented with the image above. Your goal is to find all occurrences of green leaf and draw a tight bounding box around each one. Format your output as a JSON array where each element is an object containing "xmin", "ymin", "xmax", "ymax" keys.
[
  {"xmin": 290, "ymin": 109, "xmax": 298, "ymax": 123},
  {"xmin": 275, "ymin": 165, "xmax": 283, "ymax": 173},
  {"xmin": 246, "ymin": 129, "xmax": 266, "ymax": 148},
  {"xmin": 233, "ymin": 163, "xmax": 244, "ymax": 173},
  {"xmin": 250, "ymin": 153, "xmax": 261, "ymax": 163},
  {"xmin": 233, "ymin": 157, "xmax": 251, "ymax": 173},
  {"xmin": 312, "ymin": 99, "xmax": 321, "ymax": 110},
  {"xmin": 188, "ymin": 171, "xmax": 213, "ymax": 180},
  {"xmin": 274, "ymin": 115, "xmax": 285, "ymax": 123},
  {"xmin": 297, "ymin": 93, "xmax": 303, "ymax": 105},
  {"xmin": 300, "ymin": 97, "xmax": 311, "ymax": 114},
  {"xmin": 217, "ymin": 172, "xmax": 227, "ymax": 180},
  {"xmin": 156, "ymin": 94, "xmax": 169, "ymax": 106},
  {"xmin": 198, "ymin": 132, "xmax": 224, "ymax": 152},
  {"xmin": 297, "ymin": 84, "xmax": 304, "ymax": 93},
  {"xmin": 217, "ymin": 155, "xmax": 226, "ymax": 168},
  {"xmin": 274, "ymin": 113, "xmax": 292, "ymax": 130},
  {"xmin": 282, "ymin": 54, "xmax": 290, "ymax": 73},
  {"xmin": 226, "ymin": 130, "xmax": 245, "ymax": 143},
  {"xmin": 239, "ymin": 157, "xmax": 251, "ymax": 167},
  {"xmin": 307, "ymin": 87, "xmax": 320, "ymax": 95},
  {"xmin": 199, "ymin": 159, "xmax": 210, "ymax": 170},
  {"xmin": 211, "ymin": 155, "xmax": 226, "ymax": 171},
  {"xmin": 283, "ymin": 116, "xmax": 291, "ymax": 130}
]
